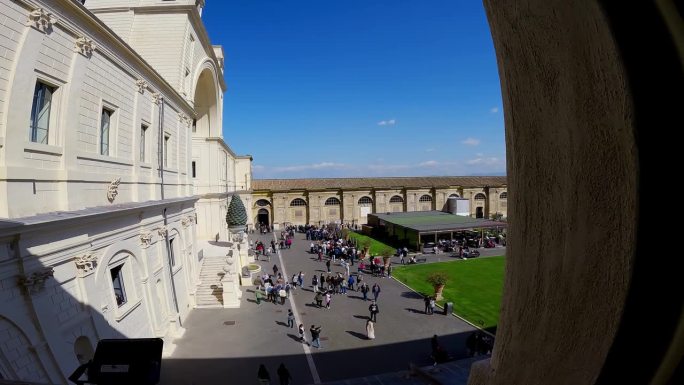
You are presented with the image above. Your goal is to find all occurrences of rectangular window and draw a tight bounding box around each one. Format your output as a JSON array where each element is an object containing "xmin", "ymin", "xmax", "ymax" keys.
[
  {"xmin": 164, "ymin": 135, "xmax": 170, "ymax": 167},
  {"xmin": 29, "ymin": 82, "xmax": 55, "ymax": 144},
  {"xmin": 192, "ymin": 161, "xmax": 196, "ymax": 178},
  {"xmin": 192, "ymin": 119, "xmax": 196, "ymax": 133},
  {"xmin": 169, "ymin": 238, "xmax": 176, "ymax": 266},
  {"xmin": 110, "ymin": 265, "xmax": 127, "ymax": 307},
  {"xmin": 140, "ymin": 124, "xmax": 147, "ymax": 162},
  {"xmin": 100, "ymin": 108, "xmax": 112, "ymax": 155}
]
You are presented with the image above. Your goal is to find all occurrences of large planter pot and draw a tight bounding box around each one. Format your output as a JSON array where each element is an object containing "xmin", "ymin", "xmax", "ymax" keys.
[{"xmin": 434, "ymin": 284, "xmax": 445, "ymax": 301}]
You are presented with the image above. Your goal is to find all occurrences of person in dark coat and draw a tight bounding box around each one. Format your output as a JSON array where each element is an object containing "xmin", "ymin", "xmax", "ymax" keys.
[
  {"xmin": 277, "ymin": 363, "xmax": 292, "ymax": 385},
  {"xmin": 257, "ymin": 364, "xmax": 271, "ymax": 385}
]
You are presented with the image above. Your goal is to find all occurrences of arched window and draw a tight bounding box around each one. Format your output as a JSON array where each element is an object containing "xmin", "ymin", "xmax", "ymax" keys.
[
  {"xmin": 449, "ymin": 193, "xmax": 460, "ymax": 198},
  {"xmin": 358, "ymin": 196, "xmax": 373, "ymax": 205},
  {"xmin": 419, "ymin": 194, "xmax": 433, "ymax": 202},
  {"xmin": 389, "ymin": 195, "xmax": 404, "ymax": 203},
  {"xmin": 500, "ymin": 192, "xmax": 508, "ymax": 199},
  {"xmin": 290, "ymin": 198, "xmax": 307, "ymax": 206},
  {"xmin": 324, "ymin": 197, "xmax": 341, "ymax": 206},
  {"xmin": 255, "ymin": 199, "xmax": 271, "ymax": 207},
  {"xmin": 474, "ymin": 193, "xmax": 487, "ymax": 200}
]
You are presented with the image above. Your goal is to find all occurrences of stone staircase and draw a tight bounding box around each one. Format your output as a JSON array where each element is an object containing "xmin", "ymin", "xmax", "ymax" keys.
[{"xmin": 195, "ymin": 255, "xmax": 226, "ymax": 308}]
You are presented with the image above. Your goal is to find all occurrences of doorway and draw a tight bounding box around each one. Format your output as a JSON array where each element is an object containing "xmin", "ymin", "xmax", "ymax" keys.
[
  {"xmin": 257, "ymin": 208, "xmax": 269, "ymax": 226},
  {"xmin": 476, "ymin": 207, "xmax": 484, "ymax": 219}
]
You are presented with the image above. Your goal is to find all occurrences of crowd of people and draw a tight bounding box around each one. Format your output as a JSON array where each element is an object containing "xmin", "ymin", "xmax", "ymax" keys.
[{"xmin": 248, "ymin": 222, "xmax": 494, "ymax": 378}]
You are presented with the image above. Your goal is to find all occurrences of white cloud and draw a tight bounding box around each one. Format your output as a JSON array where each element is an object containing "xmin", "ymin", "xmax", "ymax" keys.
[
  {"xmin": 475, "ymin": 152, "xmax": 484, "ymax": 157},
  {"xmin": 252, "ymin": 164, "xmax": 265, "ymax": 170},
  {"xmin": 419, "ymin": 160, "xmax": 439, "ymax": 167},
  {"xmin": 467, "ymin": 157, "xmax": 500, "ymax": 166},
  {"xmin": 461, "ymin": 138, "xmax": 481, "ymax": 146},
  {"xmin": 425, "ymin": 148, "xmax": 436, "ymax": 152},
  {"xmin": 377, "ymin": 119, "xmax": 396, "ymax": 126},
  {"xmin": 490, "ymin": 107, "xmax": 499, "ymax": 113},
  {"xmin": 272, "ymin": 162, "xmax": 347, "ymax": 172}
]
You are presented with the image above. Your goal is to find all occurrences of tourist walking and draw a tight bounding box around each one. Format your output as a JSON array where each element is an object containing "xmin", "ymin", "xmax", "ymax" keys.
[
  {"xmin": 298, "ymin": 271, "xmax": 304, "ymax": 287},
  {"xmin": 312, "ymin": 274, "xmax": 319, "ymax": 292},
  {"xmin": 387, "ymin": 264, "xmax": 393, "ymax": 278},
  {"xmin": 366, "ymin": 319, "xmax": 375, "ymax": 340},
  {"xmin": 424, "ymin": 295, "xmax": 431, "ymax": 314},
  {"xmin": 255, "ymin": 287, "xmax": 263, "ymax": 305},
  {"xmin": 361, "ymin": 282, "xmax": 369, "ymax": 301},
  {"xmin": 326, "ymin": 259, "xmax": 331, "ymax": 273},
  {"xmin": 372, "ymin": 283, "xmax": 381, "ymax": 301},
  {"xmin": 277, "ymin": 363, "xmax": 292, "ymax": 385},
  {"xmin": 369, "ymin": 301, "xmax": 379, "ymax": 322},
  {"xmin": 348, "ymin": 275, "xmax": 355, "ymax": 291},
  {"xmin": 257, "ymin": 364, "xmax": 271, "ymax": 385},
  {"xmin": 287, "ymin": 309, "xmax": 295, "ymax": 328},
  {"xmin": 310, "ymin": 325, "xmax": 322, "ymax": 348},
  {"xmin": 429, "ymin": 296, "xmax": 436, "ymax": 315},
  {"xmin": 273, "ymin": 264, "xmax": 279, "ymax": 277},
  {"xmin": 325, "ymin": 291, "xmax": 331, "ymax": 309},
  {"xmin": 298, "ymin": 324, "xmax": 306, "ymax": 344}
]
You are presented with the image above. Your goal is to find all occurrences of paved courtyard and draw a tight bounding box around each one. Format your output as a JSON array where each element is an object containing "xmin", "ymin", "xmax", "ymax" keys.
[{"xmin": 161, "ymin": 232, "xmax": 480, "ymax": 385}]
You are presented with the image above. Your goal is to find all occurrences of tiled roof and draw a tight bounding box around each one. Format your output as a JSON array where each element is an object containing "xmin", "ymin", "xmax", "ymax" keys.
[{"xmin": 252, "ymin": 176, "xmax": 507, "ymax": 191}]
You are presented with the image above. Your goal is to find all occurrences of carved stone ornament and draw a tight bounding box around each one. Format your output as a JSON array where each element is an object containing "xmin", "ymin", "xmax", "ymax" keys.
[
  {"xmin": 136, "ymin": 79, "xmax": 148, "ymax": 94},
  {"xmin": 75, "ymin": 252, "xmax": 98, "ymax": 274},
  {"xmin": 152, "ymin": 93, "xmax": 163, "ymax": 105},
  {"xmin": 74, "ymin": 36, "xmax": 95, "ymax": 57},
  {"xmin": 107, "ymin": 178, "xmax": 121, "ymax": 202},
  {"xmin": 140, "ymin": 232, "xmax": 153, "ymax": 248},
  {"xmin": 18, "ymin": 268, "xmax": 54, "ymax": 294},
  {"xmin": 178, "ymin": 113, "xmax": 192, "ymax": 127},
  {"xmin": 157, "ymin": 226, "xmax": 168, "ymax": 238},
  {"xmin": 181, "ymin": 216, "xmax": 192, "ymax": 228},
  {"xmin": 27, "ymin": 8, "xmax": 56, "ymax": 33}
]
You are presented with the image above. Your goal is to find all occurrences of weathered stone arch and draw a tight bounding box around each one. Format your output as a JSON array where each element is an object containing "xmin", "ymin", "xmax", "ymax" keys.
[{"xmin": 469, "ymin": 1, "xmax": 684, "ymax": 384}]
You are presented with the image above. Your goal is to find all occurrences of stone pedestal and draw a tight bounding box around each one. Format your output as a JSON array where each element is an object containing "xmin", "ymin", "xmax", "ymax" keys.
[{"xmin": 222, "ymin": 260, "xmax": 241, "ymax": 308}]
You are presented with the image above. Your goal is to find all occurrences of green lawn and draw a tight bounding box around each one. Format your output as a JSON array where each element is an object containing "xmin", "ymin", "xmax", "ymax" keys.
[
  {"xmin": 347, "ymin": 232, "xmax": 395, "ymax": 256},
  {"xmin": 392, "ymin": 256, "xmax": 505, "ymax": 329}
]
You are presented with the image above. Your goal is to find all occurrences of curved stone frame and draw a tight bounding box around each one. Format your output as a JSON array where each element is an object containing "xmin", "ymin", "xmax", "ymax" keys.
[{"xmin": 469, "ymin": 1, "xmax": 684, "ymax": 384}]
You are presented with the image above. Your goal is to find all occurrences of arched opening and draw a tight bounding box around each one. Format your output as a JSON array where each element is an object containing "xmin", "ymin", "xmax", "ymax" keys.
[
  {"xmin": 257, "ymin": 208, "xmax": 269, "ymax": 226},
  {"xmin": 358, "ymin": 196, "xmax": 373, "ymax": 205},
  {"xmin": 74, "ymin": 336, "xmax": 94, "ymax": 365},
  {"xmin": 290, "ymin": 198, "xmax": 307, "ymax": 207},
  {"xmin": 255, "ymin": 199, "xmax": 271, "ymax": 207},
  {"xmin": 192, "ymin": 68, "xmax": 220, "ymax": 137},
  {"xmin": 324, "ymin": 197, "xmax": 341, "ymax": 206},
  {"xmin": 449, "ymin": 193, "xmax": 460, "ymax": 198},
  {"xmin": 389, "ymin": 195, "xmax": 403, "ymax": 203}
]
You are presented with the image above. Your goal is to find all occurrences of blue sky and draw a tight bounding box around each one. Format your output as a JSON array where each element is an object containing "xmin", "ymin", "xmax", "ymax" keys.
[{"xmin": 202, "ymin": 0, "xmax": 505, "ymax": 179}]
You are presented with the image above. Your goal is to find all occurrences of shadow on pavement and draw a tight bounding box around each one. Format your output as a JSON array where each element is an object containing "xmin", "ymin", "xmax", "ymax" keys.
[{"xmin": 161, "ymin": 331, "xmax": 476, "ymax": 385}]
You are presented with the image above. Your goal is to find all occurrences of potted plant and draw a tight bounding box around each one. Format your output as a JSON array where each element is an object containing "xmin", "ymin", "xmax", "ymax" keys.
[
  {"xmin": 361, "ymin": 238, "xmax": 372, "ymax": 257},
  {"xmin": 380, "ymin": 247, "xmax": 394, "ymax": 269},
  {"xmin": 426, "ymin": 271, "xmax": 449, "ymax": 300}
]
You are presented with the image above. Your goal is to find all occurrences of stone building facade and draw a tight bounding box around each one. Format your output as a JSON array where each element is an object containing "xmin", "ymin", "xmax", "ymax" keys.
[
  {"xmin": 251, "ymin": 176, "xmax": 507, "ymax": 228},
  {"xmin": 0, "ymin": 0, "xmax": 251, "ymax": 383}
]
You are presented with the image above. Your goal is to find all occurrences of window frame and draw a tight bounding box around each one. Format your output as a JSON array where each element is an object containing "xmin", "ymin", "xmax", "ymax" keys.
[
  {"xmin": 110, "ymin": 264, "xmax": 127, "ymax": 307},
  {"xmin": 100, "ymin": 107, "xmax": 114, "ymax": 156},
  {"xmin": 419, "ymin": 194, "xmax": 433, "ymax": 202},
  {"xmin": 290, "ymin": 198, "xmax": 307, "ymax": 207},
  {"xmin": 324, "ymin": 197, "xmax": 341, "ymax": 206},
  {"xmin": 389, "ymin": 195, "xmax": 404, "ymax": 203},
  {"xmin": 29, "ymin": 81, "xmax": 56, "ymax": 145},
  {"xmin": 474, "ymin": 193, "xmax": 487, "ymax": 200},
  {"xmin": 140, "ymin": 123, "xmax": 148, "ymax": 163},
  {"xmin": 164, "ymin": 134, "xmax": 170, "ymax": 167}
]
